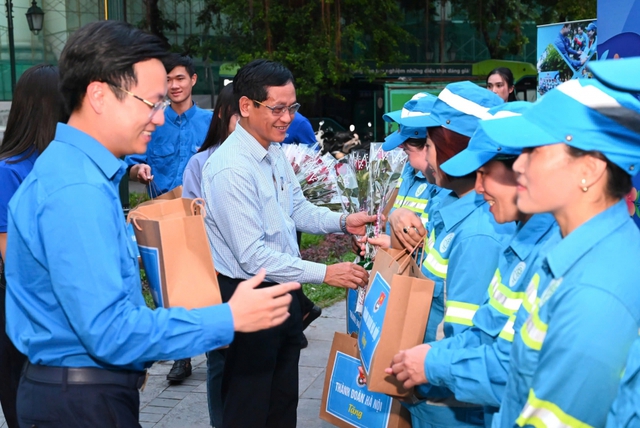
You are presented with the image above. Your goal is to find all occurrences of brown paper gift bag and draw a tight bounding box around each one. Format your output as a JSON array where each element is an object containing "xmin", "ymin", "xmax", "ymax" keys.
[
  {"xmin": 320, "ymin": 332, "xmax": 411, "ymax": 428},
  {"xmin": 136, "ymin": 185, "xmax": 183, "ymax": 208},
  {"xmin": 127, "ymin": 197, "xmax": 221, "ymax": 309},
  {"xmin": 358, "ymin": 248, "xmax": 434, "ymax": 397}
]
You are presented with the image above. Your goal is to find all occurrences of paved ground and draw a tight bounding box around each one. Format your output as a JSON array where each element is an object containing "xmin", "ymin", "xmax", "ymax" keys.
[{"xmin": 0, "ymin": 300, "xmax": 345, "ymax": 428}]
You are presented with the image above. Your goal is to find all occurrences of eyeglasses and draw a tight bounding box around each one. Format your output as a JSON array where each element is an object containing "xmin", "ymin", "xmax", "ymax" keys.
[
  {"xmin": 113, "ymin": 86, "xmax": 171, "ymax": 118},
  {"xmin": 252, "ymin": 99, "xmax": 301, "ymax": 116}
]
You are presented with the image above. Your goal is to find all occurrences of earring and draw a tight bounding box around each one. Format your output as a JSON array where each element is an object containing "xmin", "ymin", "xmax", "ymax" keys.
[{"xmin": 581, "ymin": 178, "xmax": 588, "ymax": 192}]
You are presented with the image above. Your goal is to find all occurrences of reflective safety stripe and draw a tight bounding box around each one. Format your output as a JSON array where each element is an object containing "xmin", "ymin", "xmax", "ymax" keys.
[
  {"xmin": 396, "ymin": 177, "xmax": 404, "ymax": 188},
  {"xmin": 488, "ymin": 269, "xmax": 525, "ymax": 316},
  {"xmin": 498, "ymin": 314, "xmax": 516, "ymax": 342},
  {"xmin": 444, "ymin": 301, "xmax": 479, "ymax": 326},
  {"xmin": 521, "ymin": 274, "xmax": 541, "ymax": 313},
  {"xmin": 424, "ymin": 250, "xmax": 448, "ymax": 278},
  {"xmin": 516, "ymin": 389, "xmax": 594, "ymax": 428},
  {"xmin": 520, "ymin": 306, "xmax": 548, "ymax": 351}
]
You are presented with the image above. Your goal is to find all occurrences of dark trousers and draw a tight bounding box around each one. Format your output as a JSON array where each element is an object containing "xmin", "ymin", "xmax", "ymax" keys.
[
  {"xmin": 0, "ymin": 278, "xmax": 27, "ymax": 428},
  {"xmin": 16, "ymin": 376, "xmax": 140, "ymax": 428},
  {"xmin": 295, "ymin": 231, "xmax": 315, "ymax": 316},
  {"xmin": 218, "ymin": 274, "xmax": 302, "ymax": 428}
]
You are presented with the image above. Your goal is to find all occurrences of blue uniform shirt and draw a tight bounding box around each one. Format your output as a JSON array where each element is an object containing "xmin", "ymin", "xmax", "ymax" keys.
[
  {"xmin": 607, "ymin": 337, "xmax": 640, "ymax": 428},
  {"xmin": 423, "ymin": 214, "xmax": 558, "ymax": 417},
  {"xmin": 407, "ymin": 191, "xmax": 515, "ymax": 427},
  {"xmin": 386, "ymin": 163, "xmax": 431, "ymax": 235},
  {"xmin": 127, "ymin": 103, "xmax": 213, "ymax": 196},
  {"xmin": 5, "ymin": 123, "xmax": 234, "ymax": 372},
  {"xmin": 281, "ymin": 113, "xmax": 316, "ymax": 146},
  {"xmin": 494, "ymin": 200, "xmax": 640, "ymax": 428},
  {"xmin": 0, "ymin": 150, "xmax": 38, "ymax": 235}
]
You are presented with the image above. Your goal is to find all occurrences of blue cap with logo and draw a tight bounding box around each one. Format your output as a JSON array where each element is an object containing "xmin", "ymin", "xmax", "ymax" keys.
[
  {"xmin": 480, "ymin": 79, "xmax": 640, "ymax": 176},
  {"xmin": 586, "ymin": 21, "xmax": 597, "ymax": 32},
  {"xmin": 382, "ymin": 92, "xmax": 435, "ymax": 151},
  {"xmin": 416, "ymin": 81, "xmax": 504, "ymax": 137},
  {"xmin": 588, "ymin": 57, "xmax": 640, "ymax": 92},
  {"xmin": 441, "ymin": 102, "xmax": 532, "ymax": 177}
]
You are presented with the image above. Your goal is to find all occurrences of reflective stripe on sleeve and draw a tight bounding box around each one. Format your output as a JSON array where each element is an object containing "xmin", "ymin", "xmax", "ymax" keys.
[
  {"xmin": 520, "ymin": 306, "xmax": 548, "ymax": 351},
  {"xmin": 444, "ymin": 301, "xmax": 480, "ymax": 327},
  {"xmin": 516, "ymin": 389, "xmax": 594, "ymax": 428},
  {"xmin": 498, "ymin": 313, "xmax": 516, "ymax": 342},
  {"xmin": 521, "ymin": 274, "xmax": 541, "ymax": 313},
  {"xmin": 422, "ymin": 230, "xmax": 448, "ymax": 278},
  {"xmin": 489, "ymin": 269, "xmax": 525, "ymax": 316}
]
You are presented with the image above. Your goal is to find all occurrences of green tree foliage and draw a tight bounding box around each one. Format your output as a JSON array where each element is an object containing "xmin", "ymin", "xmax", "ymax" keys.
[
  {"xmin": 449, "ymin": 0, "xmax": 596, "ymax": 60},
  {"xmin": 538, "ymin": 44, "xmax": 573, "ymax": 80},
  {"xmin": 538, "ymin": 0, "xmax": 597, "ymax": 23},
  {"xmin": 193, "ymin": 0, "xmax": 416, "ymax": 99},
  {"xmin": 449, "ymin": 0, "xmax": 537, "ymax": 59}
]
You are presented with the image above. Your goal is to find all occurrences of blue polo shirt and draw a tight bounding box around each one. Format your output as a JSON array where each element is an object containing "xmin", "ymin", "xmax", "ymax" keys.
[
  {"xmin": 5, "ymin": 123, "xmax": 234, "ymax": 372},
  {"xmin": 493, "ymin": 200, "xmax": 640, "ymax": 428},
  {"xmin": 281, "ymin": 113, "xmax": 316, "ymax": 146},
  {"xmin": 126, "ymin": 103, "xmax": 213, "ymax": 196},
  {"xmin": 0, "ymin": 150, "xmax": 38, "ymax": 236}
]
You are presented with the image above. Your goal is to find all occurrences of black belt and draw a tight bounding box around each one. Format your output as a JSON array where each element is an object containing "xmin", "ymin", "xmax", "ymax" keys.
[{"xmin": 24, "ymin": 363, "xmax": 146, "ymax": 389}]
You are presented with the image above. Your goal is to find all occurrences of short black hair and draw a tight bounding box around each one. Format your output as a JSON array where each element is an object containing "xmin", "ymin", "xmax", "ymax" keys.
[
  {"xmin": 164, "ymin": 53, "xmax": 196, "ymax": 77},
  {"xmin": 404, "ymin": 137, "xmax": 426, "ymax": 149},
  {"xmin": 233, "ymin": 59, "xmax": 295, "ymax": 107},
  {"xmin": 59, "ymin": 21, "xmax": 168, "ymax": 113}
]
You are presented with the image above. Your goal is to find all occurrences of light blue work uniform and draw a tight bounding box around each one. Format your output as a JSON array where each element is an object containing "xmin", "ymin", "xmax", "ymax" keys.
[
  {"xmin": 386, "ymin": 163, "xmax": 431, "ymax": 235},
  {"xmin": 126, "ymin": 103, "xmax": 213, "ymax": 196},
  {"xmin": 493, "ymin": 200, "xmax": 640, "ymax": 428},
  {"xmin": 607, "ymin": 337, "xmax": 640, "ymax": 428},
  {"xmin": 5, "ymin": 123, "xmax": 234, "ymax": 372},
  {"xmin": 423, "ymin": 214, "xmax": 559, "ymax": 427},
  {"xmin": 404, "ymin": 190, "xmax": 516, "ymax": 427}
]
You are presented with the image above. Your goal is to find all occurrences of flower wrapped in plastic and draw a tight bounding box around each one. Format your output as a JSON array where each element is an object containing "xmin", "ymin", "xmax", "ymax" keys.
[
  {"xmin": 365, "ymin": 143, "xmax": 407, "ymax": 258},
  {"xmin": 282, "ymin": 143, "xmax": 338, "ymax": 207}
]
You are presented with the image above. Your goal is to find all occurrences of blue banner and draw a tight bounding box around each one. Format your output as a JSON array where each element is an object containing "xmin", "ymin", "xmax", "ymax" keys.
[
  {"xmin": 347, "ymin": 288, "xmax": 362, "ymax": 335},
  {"xmin": 359, "ymin": 272, "xmax": 391, "ymax": 374},
  {"xmin": 139, "ymin": 246, "xmax": 163, "ymax": 308},
  {"xmin": 326, "ymin": 351, "xmax": 393, "ymax": 427}
]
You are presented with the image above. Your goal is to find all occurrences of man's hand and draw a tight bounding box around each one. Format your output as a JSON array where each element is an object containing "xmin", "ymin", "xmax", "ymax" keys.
[
  {"xmin": 345, "ymin": 212, "xmax": 379, "ymax": 236},
  {"xmin": 389, "ymin": 208, "xmax": 426, "ymax": 251},
  {"xmin": 324, "ymin": 262, "xmax": 369, "ymax": 289},
  {"xmin": 130, "ymin": 164, "xmax": 153, "ymax": 185},
  {"xmin": 228, "ymin": 269, "xmax": 300, "ymax": 332},
  {"xmin": 384, "ymin": 344, "xmax": 431, "ymax": 389}
]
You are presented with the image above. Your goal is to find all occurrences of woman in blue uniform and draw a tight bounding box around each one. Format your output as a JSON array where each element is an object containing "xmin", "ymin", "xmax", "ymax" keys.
[
  {"xmin": 589, "ymin": 55, "xmax": 640, "ymax": 428},
  {"xmin": 383, "ymin": 81, "xmax": 515, "ymax": 427},
  {"xmin": 399, "ymin": 103, "xmax": 560, "ymax": 427},
  {"xmin": 478, "ymin": 78, "xmax": 640, "ymax": 428}
]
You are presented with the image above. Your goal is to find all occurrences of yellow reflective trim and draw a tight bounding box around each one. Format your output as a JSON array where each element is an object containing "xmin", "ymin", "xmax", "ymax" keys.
[
  {"xmin": 498, "ymin": 314, "xmax": 516, "ymax": 342},
  {"xmin": 444, "ymin": 301, "xmax": 479, "ymax": 326},
  {"xmin": 521, "ymin": 274, "xmax": 540, "ymax": 313},
  {"xmin": 520, "ymin": 306, "xmax": 548, "ymax": 351},
  {"xmin": 422, "ymin": 230, "xmax": 448, "ymax": 278},
  {"xmin": 516, "ymin": 389, "xmax": 594, "ymax": 428}
]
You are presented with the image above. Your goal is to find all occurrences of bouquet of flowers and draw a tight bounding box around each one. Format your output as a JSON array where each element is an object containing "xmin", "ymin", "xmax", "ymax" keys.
[
  {"xmin": 334, "ymin": 150, "xmax": 370, "ymax": 216},
  {"xmin": 282, "ymin": 143, "xmax": 338, "ymax": 207},
  {"xmin": 365, "ymin": 143, "xmax": 407, "ymax": 257}
]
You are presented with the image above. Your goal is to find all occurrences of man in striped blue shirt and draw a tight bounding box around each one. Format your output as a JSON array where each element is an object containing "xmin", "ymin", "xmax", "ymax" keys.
[{"xmin": 202, "ymin": 59, "xmax": 374, "ymax": 428}]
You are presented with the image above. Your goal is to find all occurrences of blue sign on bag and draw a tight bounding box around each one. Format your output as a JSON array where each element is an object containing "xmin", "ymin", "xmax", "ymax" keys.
[
  {"xmin": 347, "ymin": 288, "xmax": 362, "ymax": 335},
  {"xmin": 359, "ymin": 272, "xmax": 391, "ymax": 374},
  {"xmin": 138, "ymin": 246, "xmax": 163, "ymax": 308},
  {"xmin": 326, "ymin": 351, "xmax": 393, "ymax": 427}
]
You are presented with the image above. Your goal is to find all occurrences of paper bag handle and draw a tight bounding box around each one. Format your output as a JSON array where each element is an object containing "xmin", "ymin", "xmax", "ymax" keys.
[
  {"xmin": 127, "ymin": 211, "xmax": 150, "ymax": 231},
  {"xmin": 191, "ymin": 198, "xmax": 206, "ymax": 217},
  {"xmin": 398, "ymin": 240, "xmax": 424, "ymax": 272}
]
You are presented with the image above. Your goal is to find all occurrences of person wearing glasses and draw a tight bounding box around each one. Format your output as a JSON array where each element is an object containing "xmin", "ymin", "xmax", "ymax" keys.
[
  {"xmin": 201, "ymin": 59, "xmax": 375, "ymax": 428},
  {"xmin": 3, "ymin": 21, "xmax": 302, "ymax": 427},
  {"xmin": 127, "ymin": 53, "xmax": 213, "ymax": 197}
]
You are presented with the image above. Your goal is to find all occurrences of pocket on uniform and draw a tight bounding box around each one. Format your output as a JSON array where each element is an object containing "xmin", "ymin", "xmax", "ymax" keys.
[{"xmin": 150, "ymin": 141, "xmax": 175, "ymax": 158}]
